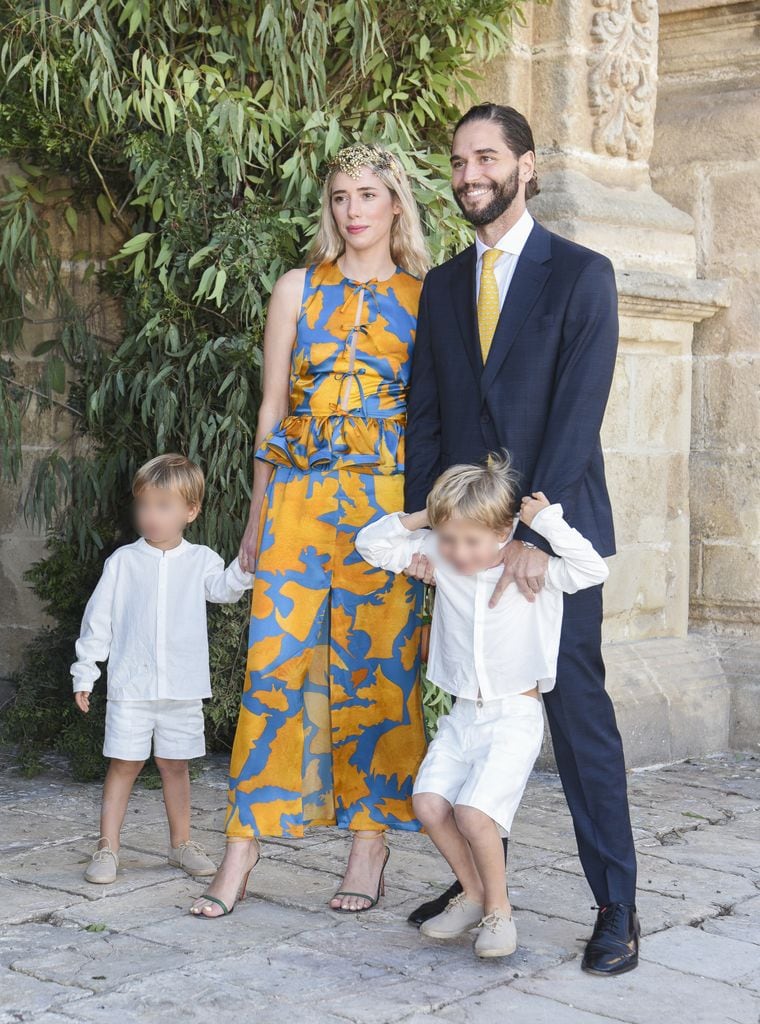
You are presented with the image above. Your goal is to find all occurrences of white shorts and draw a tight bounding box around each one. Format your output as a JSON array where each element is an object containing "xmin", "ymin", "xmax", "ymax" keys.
[
  {"xmin": 413, "ymin": 694, "xmax": 544, "ymax": 834},
  {"xmin": 103, "ymin": 699, "xmax": 206, "ymax": 761}
]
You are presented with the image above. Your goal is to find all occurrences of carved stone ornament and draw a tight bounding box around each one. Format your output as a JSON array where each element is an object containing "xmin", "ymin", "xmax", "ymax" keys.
[{"xmin": 588, "ymin": 0, "xmax": 658, "ymax": 161}]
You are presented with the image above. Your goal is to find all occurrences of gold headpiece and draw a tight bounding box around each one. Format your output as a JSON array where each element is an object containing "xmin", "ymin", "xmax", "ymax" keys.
[{"xmin": 328, "ymin": 142, "xmax": 401, "ymax": 180}]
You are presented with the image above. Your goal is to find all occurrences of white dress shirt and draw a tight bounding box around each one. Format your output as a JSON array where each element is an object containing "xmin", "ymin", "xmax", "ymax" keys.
[
  {"xmin": 71, "ymin": 538, "xmax": 253, "ymax": 700},
  {"xmin": 474, "ymin": 208, "xmax": 534, "ymax": 308},
  {"xmin": 356, "ymin": 504, "xmax": 608, "ymax": 700}
]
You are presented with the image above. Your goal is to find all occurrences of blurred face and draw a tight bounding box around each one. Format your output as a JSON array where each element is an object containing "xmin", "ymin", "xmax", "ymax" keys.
[
  {"xmin": 435, "ymin": 517, "xmax": 509, "ymax": 575},
  {"xmin": 330, "ymin": 167, "xmax": 402, "ymax": 254},
  {"xmin": 450, "ymin": 120, "xmax": 534, "ymax": 227},
  {"xmin": 133, "ymin": 485, "xmax": 198, "ymax": 546}
]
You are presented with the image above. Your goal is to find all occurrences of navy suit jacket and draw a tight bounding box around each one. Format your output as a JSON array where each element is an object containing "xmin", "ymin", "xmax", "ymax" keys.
[{"xmin": 404, "ymin": 220, "xmax": 617, "ymax": 557}]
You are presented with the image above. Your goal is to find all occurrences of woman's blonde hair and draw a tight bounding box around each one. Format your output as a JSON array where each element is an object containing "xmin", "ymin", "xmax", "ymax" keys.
[
  {"xmin": 427, "ymin": 452, "xmax": 519, "ymax": 532},
  {"xmin": 306, "ymin": 142, "xmax": 430, "ymax": 279},
  {"xmin": 132, "ymin": 454, "xmax": 205, "ymax": 508}
]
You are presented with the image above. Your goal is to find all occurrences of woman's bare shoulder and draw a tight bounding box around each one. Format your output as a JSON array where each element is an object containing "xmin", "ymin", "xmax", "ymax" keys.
[{"xmin": 272, "ymin": 266, "xmax": 307, "ymax": 298}]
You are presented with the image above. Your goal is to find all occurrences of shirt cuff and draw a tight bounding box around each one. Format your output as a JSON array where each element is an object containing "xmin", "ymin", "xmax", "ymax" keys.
[
  {"xmin": 228, "ymin": 557, "xmax": 254, "ymax": 586},
  {"xmin": 390, "ymin": 511, "xmax": 421, "ymax": 535}
]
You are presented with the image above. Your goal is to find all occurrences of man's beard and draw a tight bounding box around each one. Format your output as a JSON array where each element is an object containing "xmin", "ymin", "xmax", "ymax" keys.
[{"xmin": 453, "ymin": 167, "xmax": 520, "ymax": 227}]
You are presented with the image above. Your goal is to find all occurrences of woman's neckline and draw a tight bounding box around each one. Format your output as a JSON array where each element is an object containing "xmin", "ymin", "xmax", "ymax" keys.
[{"xmin": 333, "ymin": 258, "xmax": 401, "ymax": 286}]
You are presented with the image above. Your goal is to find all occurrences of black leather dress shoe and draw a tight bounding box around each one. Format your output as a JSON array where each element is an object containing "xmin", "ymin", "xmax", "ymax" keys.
[
  {"xmin": 581, "ymin": 903, "xmax": 640, "ymax": 976},
  {"xmin": 408, "ymin": 836, "xmax": 509, "ymax": 927}
]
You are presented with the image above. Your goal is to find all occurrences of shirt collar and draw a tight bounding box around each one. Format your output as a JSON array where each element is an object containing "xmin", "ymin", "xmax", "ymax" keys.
[
  {"xmin": 474, "ymin": 209, "xmax": 534, "ymax": 264},
  {"xmin": 135, "ymin": 536, "xmax": 191, "ymax": 559}
]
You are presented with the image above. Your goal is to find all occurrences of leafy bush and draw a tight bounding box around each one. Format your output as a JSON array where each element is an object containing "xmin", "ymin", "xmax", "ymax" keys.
[{"xmin": 0, "ymin": 0, "xmax": 533, "ymax": 774}]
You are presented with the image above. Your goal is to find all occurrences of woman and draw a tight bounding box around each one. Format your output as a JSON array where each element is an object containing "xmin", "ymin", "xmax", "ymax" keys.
[{"xmin": 191, "ymin": 142, "xmax": 430, "ymax": 917}]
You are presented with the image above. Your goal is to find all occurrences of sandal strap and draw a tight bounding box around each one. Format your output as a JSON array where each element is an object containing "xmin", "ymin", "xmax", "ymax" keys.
[
  {"xmin": 333, "ymin": 890, "xmax": 377, "ymax": 905},
  {"xmin": 198, "ymin": 894, "xmax": 231, "ymax": 915}
]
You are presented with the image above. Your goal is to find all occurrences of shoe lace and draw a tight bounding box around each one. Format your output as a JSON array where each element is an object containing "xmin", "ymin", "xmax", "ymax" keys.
[
  {"xmin": 445, "ymin": 892, "xmax": 470, "ymax": 913},
  {"xmin": 479, "ymin": 911, "xmax": 510, "ymax": 933},
  {"xmin": 591, "ymin": 903, "xmax": 630, "ymax": 938},
  {"xmin": 91, "ymin": 845, "xmax": 116, "ymax": 863},
  {"xmin": 177, "ymin": 840, "xmax": 206, "ymax": 855}
]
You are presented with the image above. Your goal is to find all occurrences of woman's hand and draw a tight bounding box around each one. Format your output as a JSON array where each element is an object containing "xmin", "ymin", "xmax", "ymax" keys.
[{"xmin": 238, "ymin": 511, "xmax": 261, "ymax": 575}]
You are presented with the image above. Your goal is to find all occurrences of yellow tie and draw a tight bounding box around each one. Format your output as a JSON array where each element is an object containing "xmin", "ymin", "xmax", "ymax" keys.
[{"xmin": 477, "ymin": 248, "xmax": 503, "ymax": 362}]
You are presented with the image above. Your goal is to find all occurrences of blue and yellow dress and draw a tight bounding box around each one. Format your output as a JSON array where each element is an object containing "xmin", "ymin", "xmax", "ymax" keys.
[{"xmin": 224, "ymin": 259, "xmax": 427, "ymax": 838}]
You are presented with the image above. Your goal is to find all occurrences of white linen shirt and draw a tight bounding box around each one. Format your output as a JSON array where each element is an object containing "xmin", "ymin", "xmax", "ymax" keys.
[
  {"xmin": 474, "ymin": 208, "xmax": 534, "ymax": 308},
  {"xmin": 355, "ymin": 504, "xmax": 608, "ymax": 700},
  {"xmin": 71, "ymin": 538, "xmax": 253, "ymax": 701}
]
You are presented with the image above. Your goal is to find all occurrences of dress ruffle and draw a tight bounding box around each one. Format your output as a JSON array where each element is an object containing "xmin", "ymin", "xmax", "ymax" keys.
[{"xmin": 256, "ymin": 413, "xmax": 405, "ymax": 475}]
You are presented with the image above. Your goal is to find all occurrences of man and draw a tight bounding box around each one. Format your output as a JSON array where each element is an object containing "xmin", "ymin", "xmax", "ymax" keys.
[{"xmin": 404, "ymin": 103, "xmax": 639, "ymax": 976}]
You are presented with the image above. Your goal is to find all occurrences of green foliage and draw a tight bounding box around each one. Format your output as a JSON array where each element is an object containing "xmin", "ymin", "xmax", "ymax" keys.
[{"xmin": 0, "ymin": 0, "xmax": 535, "ymax": 772}]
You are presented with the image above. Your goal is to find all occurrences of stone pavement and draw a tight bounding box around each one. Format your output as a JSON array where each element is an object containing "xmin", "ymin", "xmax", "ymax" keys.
[{"xmin": 1, "ymin": 750, "xmax": 759, "ymax": 1024}]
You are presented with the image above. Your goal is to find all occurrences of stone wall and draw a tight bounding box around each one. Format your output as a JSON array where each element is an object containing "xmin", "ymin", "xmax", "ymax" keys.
[
  {"xmin": 650, "ymin": 0, "xmax": 760, "ymax": 748},
  {"xmin": 652, "ymin": 0, "xmax": 760, "ymax": 633}
]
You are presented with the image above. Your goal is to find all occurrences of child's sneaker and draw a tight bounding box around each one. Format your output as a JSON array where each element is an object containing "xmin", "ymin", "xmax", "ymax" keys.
[
  {"xmin": 474, "ymin": 909, "xmax": 518, "ymax": 958},
  {"xmin": 168, "ymin": 840, "xmax": 216, "ymax": 877},
  {"xmin": 84, "ymin": 838, "xmax": 119, "ymax": 884},
  {"xmin": 420, "ymin": 891, "xmax": 484, "ymax": 939}
]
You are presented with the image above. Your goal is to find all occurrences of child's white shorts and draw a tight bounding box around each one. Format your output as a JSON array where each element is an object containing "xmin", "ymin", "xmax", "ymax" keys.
[
  {"xmin": 103, "ymin": 699, "xmax": 206, "ymax": 761},
  {"xmin": 413, "ymin": 693, "xmax": 544, "ymax": 833}
]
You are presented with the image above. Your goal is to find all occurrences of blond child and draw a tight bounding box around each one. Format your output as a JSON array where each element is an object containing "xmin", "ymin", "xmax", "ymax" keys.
[
  {"xmin": 72, "ymin": 454, "xmax": 253, "ymax": 884},
  {"xmin": 355, "ymin": 454, "xmax": 608, "ymax": 959}
]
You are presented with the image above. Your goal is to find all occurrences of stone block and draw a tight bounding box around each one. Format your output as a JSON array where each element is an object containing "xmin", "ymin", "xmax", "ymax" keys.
[
  {"xmin": 2, "ymin": 921, "xmax": 190, "ymax": 996},
  {"xmin": 39, "ymin": 963, "xmax": 350, "ymax": 1024},
  {"xmin": 702, "ymin": 543, "xmax": 760, "ymax": 605},
  {"xmin": 690, "ymin": 452, "xmax": 760, "ymax": 543},
  {"xmin": 511, "ymin": 863, "xmax": 716, "ymax": 934},
  {"xmin": 1, "ymin": 808, "xmax": 98, "ymax": 857},
  {"xmin": 641, "ymin": 924, "xmax": 760, "ymax": 987},
  {"xmin": 591, "ymin": 635, "xmax": 729, "ymax": 767},
  {"xmin": 606, "ymin": 452, "xmax": 688, "ymax": 547},
  {"xmin": 702, "ymin": 354, "xmax": 760, "ymax": 453},
  {"xmin": 419, "ymin": 987, "xmax": 628, "ymax": 1024},
  {"xmin": 629, "ymin": 354, "xmax": 691, "ymax": 453},
  {"xmin": 693, "ymin": 284, "xmax": 760, "ymax": 358},
  {"xmin": 602, "ymin": 547, "xmax": 673, "ymax": 639},
  {"xmin": 641, "ymin": 827, "xmax": 760, "ymax": 881},
  {"xmin": 708, "ymin": 168, "xmax": 760, "ymax": 266},
  {"xmin": 0, "ymin": 966, "xmax": 75, "ymax": 1021},
  {"xmin": 0, "ymin": 877, "xmax": 85, "ymax": 927},
  {"xmin": 0, "ymin": 835, "xmax": 180, "ymax": 901},
  {"xmin": 653, "ymin": 754, "xmax": 760, "ymax": 802},
  {"xmin": 51, "ymin": 876, "xmax": 208, "ymax": 933},
  {"xmin": 512, "ymin": 956, "xmax": 760, "ymax": 1024},
  {"xmin": 702, "ymin": 914, "xmax": 760, "ymax": 949},
  {"xmin": 653, "ymin": 84, "xmax": 760, "ymax": 169}
]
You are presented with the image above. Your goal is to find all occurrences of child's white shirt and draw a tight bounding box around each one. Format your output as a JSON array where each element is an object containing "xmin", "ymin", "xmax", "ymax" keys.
[
  {"xmin": 71, "ymin": 537, "xmax": 253, "ymax": 700},
  {"xmin": 355, "ymin": 504, "xmax": 609, "ymax": 699}
]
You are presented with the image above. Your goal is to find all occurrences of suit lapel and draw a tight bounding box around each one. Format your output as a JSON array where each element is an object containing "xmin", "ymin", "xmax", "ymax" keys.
[
  {"xmin": 480, "ymin": 222, "xmax": 552, "ymax": 398},
  {"xmin": 447, "ymin": 245, "xmax": 482, "ymax": 381}
]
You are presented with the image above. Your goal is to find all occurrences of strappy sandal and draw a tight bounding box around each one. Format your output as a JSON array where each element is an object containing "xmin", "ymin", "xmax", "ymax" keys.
[
  {"xmin": 189, "ymin": 839, "xmax": 260, "ymax": 919},
  {"xmin": 331, "ymin": 833, "xmax": 390, "ymax": 914}
]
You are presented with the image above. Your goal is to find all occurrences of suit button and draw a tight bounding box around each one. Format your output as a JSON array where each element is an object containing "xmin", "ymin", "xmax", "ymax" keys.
[{"xmin": 481, "ymin": 413, "xmax": 490, "ymax": 424}]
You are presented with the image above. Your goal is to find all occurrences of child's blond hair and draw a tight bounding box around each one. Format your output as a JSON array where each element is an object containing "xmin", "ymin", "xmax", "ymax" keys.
[
  {"xmin": 427, "ymin": 452, "xmax": 519, "ymax": 532},
  {"xmin": 132, "ymin": 454, "xmax": 205, "ymax": 508}
]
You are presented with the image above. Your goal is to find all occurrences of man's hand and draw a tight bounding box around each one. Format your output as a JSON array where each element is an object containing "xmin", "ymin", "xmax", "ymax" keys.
[
  {"xmin": 520, "ymin": 491, "xmax": 551, "ymax": 526},
  {"xmin": 74, "ymin": 691, "xmax": 90, "ymax": 713},
  {"xmin": 403, "ymin": 552, "xmax": 436, "ymax": 585},
  {"xmin": 490, "ymin": 539, "xmax": 550, "ymax": 607}
]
